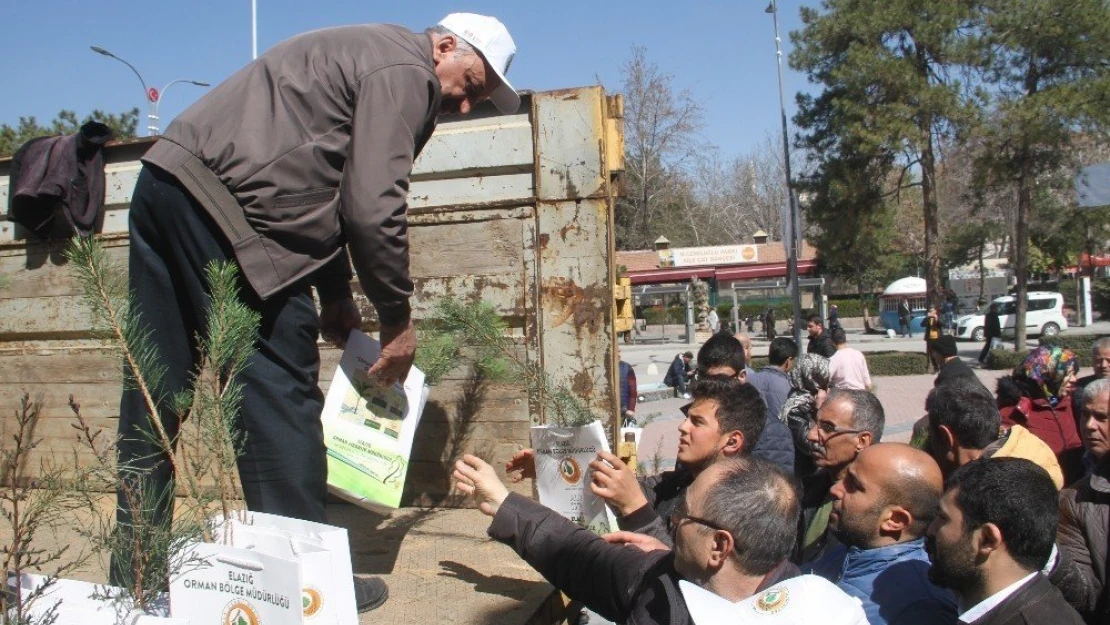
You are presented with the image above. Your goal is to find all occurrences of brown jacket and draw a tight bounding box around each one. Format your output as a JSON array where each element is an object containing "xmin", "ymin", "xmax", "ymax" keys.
[
  {"xmin": 143, "ymin": 24, "xmax": 441, "ymax": 325},
  {"xmin": 1054, "ymin": 456, "xmax": 1110, "ymax": 623}
]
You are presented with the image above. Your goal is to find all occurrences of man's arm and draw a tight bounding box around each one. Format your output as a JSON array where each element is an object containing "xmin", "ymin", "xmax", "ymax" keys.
[
  {"xmin": 342, "ymin": 64, "xmax": 438, "ymax": 382},
  {"xmin": 490, "ymin": 493, "xmax": 669, "ymax": 621},
  {"xmin": 455, "ymin": 455, "xmax": 665, "ymax": 622},
  {"xmin": 615, "ymin": 502, "xmax": 673, "ymax": 547}
]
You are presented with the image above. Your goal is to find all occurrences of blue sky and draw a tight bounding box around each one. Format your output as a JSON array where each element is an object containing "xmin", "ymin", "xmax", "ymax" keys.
[{"xmin": 1, "ymin": 1, "xmax": 810, "ymax": 158}]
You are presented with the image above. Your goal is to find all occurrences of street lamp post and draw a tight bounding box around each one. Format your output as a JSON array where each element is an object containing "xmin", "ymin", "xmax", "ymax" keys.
[
  {"xmin": 765, "ymin": 0, "xmax": 805, "ymax": 348},
  {"xmin": 90, "ymin": 46, "xmax": 209, "ymax": 136}
]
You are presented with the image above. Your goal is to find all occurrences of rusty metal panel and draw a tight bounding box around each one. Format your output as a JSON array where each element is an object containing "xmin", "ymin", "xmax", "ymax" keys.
[
  {"xmin": 534, "ymin": 87, "xmax": 609, "ymax": 202},
  {"xmin": 531, "ymin": 88, "xmax": 620, "ymax": 428}
]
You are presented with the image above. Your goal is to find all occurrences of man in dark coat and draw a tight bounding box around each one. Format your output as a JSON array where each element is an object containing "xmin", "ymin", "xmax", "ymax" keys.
[
  {"xmin": 806, "ymin": 314, "xmax": 837, "ymax": 358},
  {"xmin": 980, "ymin": 303, "xmax": 1002, "ymax": 364},
  {"xmin": 926, "ymin": 458, "xmax": 1083, "ymax": 625},
  {"xmin": 933, "ymin": 336, "xmax": 982, "ymax": 389},
  {"xmin": 457, "ymin": 454, "xmax": 867, "ymax": 625},
  {"xmin": 664, "ymin": 351, "xmax": 694, "ymax": 398}
]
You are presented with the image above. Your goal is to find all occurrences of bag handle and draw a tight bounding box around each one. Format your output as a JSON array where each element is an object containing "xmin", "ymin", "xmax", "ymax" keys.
[{"xmin": 214, "ymin": 555, "xmax": 265, "ymax": 571}]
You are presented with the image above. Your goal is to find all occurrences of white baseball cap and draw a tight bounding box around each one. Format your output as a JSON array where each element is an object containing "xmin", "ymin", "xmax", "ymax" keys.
[{"xmin": 437, "ymin": 13, "xmax": 520, "ymax": 113}]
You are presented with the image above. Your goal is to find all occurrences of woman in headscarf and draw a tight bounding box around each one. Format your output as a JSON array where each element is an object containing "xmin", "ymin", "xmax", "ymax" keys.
[
  {"xmin": 997, "ymin": 346, "xmax": 1084, "ymax": 483},
  {"xmin": 779, "ymin": 352, "xmax": 831, "ymax": 478}
]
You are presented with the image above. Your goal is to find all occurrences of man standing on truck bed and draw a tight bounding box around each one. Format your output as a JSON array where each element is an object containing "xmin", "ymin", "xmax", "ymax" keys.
[{"xmin": 113, "ymin": 13, "xmax": 519, "ymax": 612}]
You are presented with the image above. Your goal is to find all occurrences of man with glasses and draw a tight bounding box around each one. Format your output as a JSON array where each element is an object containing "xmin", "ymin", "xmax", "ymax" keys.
[
  {"xmin": 454, "ymin": 454, "xmax": 868, "ymax": 625},
  {"xmin": 807, "ymin": 443, "xmax": 957, "ymax": 625},
  {"xmin": 797, "ymin": 388, "xmax": 884, "ymax": 563}
]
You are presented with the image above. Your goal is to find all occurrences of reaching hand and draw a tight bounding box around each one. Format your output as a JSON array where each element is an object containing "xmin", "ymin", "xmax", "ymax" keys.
[
  {"xmin": 454, "ymin": 454, "xmax": 510, "ymax": 517},
  {"xmin": 319, "ymin": 298, "xmax": 362, "ymax": 348},
  {"xmin": 368, "ymin": 320, "xmax": 416, "ymax": 386},
  {"xmin": 602, "ymin": 531, "xmax": 670, "ymax": 553},
  {"xmin": 589, "ymin": 450, "xmax": 649, "ymax": 517},
  {"xmin": 505, "ymin": 448, "xmax": 537, "ymax": 482}
]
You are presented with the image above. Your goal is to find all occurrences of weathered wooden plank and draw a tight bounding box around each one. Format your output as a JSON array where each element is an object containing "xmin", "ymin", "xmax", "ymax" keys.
[
  {"xmin": 0, "ymin": 116, "xmax": 532, "ymax": 211},
  {"xmin": 411, "ymin": 114, "xmax": 532, "ymax": 177},
  {"xmin": 0, "ymin": 171, "xmax": 535, "ymax": 244},
  {"xmin": 410, "ymin": 218, "xmax": 523, "ymax": 278},
  {"xmin": 0, "ymin": 244, "xmax": 126, "ymax": 300}
]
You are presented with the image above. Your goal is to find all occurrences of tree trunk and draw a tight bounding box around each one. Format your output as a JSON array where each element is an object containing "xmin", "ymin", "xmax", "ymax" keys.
[
  {"xmin": 977, "ymin": 238, "xmax": 986, "ymax": 306},
  {"xmin": 1014, "ymin": 147, "xmax": 1032, "ymax": 349},
  {"xmin": 921, "ymin": 124, "xmax": 942, "ymax": 310}
]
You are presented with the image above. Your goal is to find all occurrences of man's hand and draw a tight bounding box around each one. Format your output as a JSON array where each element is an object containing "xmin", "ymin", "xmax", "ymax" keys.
[
  {"xmin": 505, "ymin": 448, "xmax": 537, "ymax": 482},
  {"xmin": 319, "ymin": 298, "xmax": 362, "ymax": 348},
  {"xmin": 368, "ymin": 319, "xmax": 416, "ymax": 386},
  {"xmin": 454, "ymin": 454, "xmax": 509, "ymax": 517},
  {"xmin": 602, "ymin": 531, "xmax": 670, "ymax": 553},
  {"xmin": 589, "ymin": 450, "xmax": 649, "ymax": 517}
]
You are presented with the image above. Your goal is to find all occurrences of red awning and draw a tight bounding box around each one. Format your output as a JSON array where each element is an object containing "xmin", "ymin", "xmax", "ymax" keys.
[
  {"xmin": 628, "ymin": 267, "xmax": 716, "ymax": 284},
  {"xmin": 626, "ymin": 260, "xmax": 818, "ymax": 285},
  {"xmin": 714, "ymin": 260, "xmax": 818, "ymax": 282}
]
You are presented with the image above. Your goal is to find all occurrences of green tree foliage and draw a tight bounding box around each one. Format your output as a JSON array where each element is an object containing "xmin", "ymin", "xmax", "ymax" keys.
[
  {"xmin": 0, "ymin": 108, "xmax": 139, "ymax": 158},
  {"xmin": 971, "ymin": 0, "xmax": 1110, "ymax": 347},
  {"xmin": 791, "ymin": 0, "xmax": 977, "ymax": 307},
  {"xmin": 800, "ymin": 146, "xmax": 914, "ymax": 301}
]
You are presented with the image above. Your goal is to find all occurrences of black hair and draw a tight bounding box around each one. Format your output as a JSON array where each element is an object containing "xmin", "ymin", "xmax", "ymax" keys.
[
  {"xmin": 946, "ymin": 458, "xmax": 1059, "ymax": 572},
  {"xmin": 697, "ymin": 333, "xmax": 746, "ymax": 376},
  {"xmin": 767, "ymin": 337, "xmax": 799, "ymax": 366},
  {"xmin": 807, "ymin": 314, "xmax": 824, "ymax": 326},
  {"xmin": 926, "ymin": 377, "xmax": 1000, "ymax": 450},
  {"xmin": 831, "ymin": 327, "xmax": 847, "ymax": 345},
  {"xmin": 690, "ymin": 377, "xmax": 766, "ymax": 452}
]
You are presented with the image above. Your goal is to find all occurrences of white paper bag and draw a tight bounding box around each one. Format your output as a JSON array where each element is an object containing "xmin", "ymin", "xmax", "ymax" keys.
[
  {"xmin": 531, "ymin": 421, "xmax": 619, "ymax": 534},
  {"xmin": 321, "ymin": 330, "xmax": 430, "ymax": 513},
  {"xmin": 213, "ymin": 512, "xmax": 356, "ymax": 625},
  {"xmin": 170, "ymin": 542, "xmax": 302, "ymax": 625},
  {"xmin": 10, "ymin": 573, "xmax": 185, "ymax": 624}
]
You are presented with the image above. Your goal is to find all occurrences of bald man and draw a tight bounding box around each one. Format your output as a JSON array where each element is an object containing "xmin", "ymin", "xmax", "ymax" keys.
[
  {"xmin": 733, "ymin": 332, "xmax": 756, "ymax": 377},
  {"xmin": 807, "ymin": 444, "xmax": 957, "ymax": 625}
]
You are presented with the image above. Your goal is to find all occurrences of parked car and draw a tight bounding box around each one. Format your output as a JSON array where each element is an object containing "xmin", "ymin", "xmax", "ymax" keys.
[{"xmin": 955, "ymin": 292, "xmax": 1068, "ymax": 341}]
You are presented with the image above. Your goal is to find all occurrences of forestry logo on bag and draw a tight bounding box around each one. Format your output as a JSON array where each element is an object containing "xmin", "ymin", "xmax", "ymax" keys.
[
  {"xmin": 302, "ymin": 587, "xmax": 324, "ymax": 617},
  {"xmin": 558, "ymin": 457, "xmax": 582, "ymax": 484},
  {"xmin": 223, "ymin": 600, "xmax": 261, "ymax": 625},
  {"xmin": 753, "ymin": 586, "xmax": 789, "ymax": 614}
]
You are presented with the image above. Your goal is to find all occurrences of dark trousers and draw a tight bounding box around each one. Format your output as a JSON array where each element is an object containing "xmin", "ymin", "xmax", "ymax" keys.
[
  {"xmin": 112, "ymin": 166, "xmax": 328, "ymax": 583},
  {"xmin": 979, "ymin": 336, "xmax": 997, "ymax": 363}
]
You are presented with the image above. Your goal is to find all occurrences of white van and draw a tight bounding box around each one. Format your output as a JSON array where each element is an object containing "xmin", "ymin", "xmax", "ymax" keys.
[{"xmin": 955, "ymin": 292, "xmax": 1068, "ymax": 341}]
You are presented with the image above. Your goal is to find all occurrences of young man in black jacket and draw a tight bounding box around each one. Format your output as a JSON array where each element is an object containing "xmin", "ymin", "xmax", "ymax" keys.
[
  {"xmin": 806, "ymin": 314, "xmax": 837, "ymax": 358},
  {"xmin": 456, "ymin": 454, "xmax": 867, "ymax": 625},
  {"xmin": 507, "ymin": 377, "xmax": 767, "ymax": 545}
]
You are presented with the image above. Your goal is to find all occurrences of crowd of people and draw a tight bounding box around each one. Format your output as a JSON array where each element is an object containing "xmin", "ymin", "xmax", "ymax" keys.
[{"xmin": 453, "ymin": 330, "xmax": 1110, "ymax": 625}]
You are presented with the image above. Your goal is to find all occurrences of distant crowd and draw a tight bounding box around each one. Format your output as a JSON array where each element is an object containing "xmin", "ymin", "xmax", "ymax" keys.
[{"xmin": 453, "ymin": 317, "xmax": 1110, "ymax": 624}]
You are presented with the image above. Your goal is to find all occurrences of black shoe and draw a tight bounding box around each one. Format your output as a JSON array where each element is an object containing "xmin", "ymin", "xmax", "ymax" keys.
[{"xmin": 354, "ymin": 576, "xmax": 389, "ymax": 613}]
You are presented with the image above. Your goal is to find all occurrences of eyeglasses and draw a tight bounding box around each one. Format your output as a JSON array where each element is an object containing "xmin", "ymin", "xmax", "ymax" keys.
[
  {"xmin": 812, "ymin": 420, "xmax": 864, "ymax": 438},
  {"xmin": 669, "ymin": 500, "xmax": 730, "ymax": 536}
]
